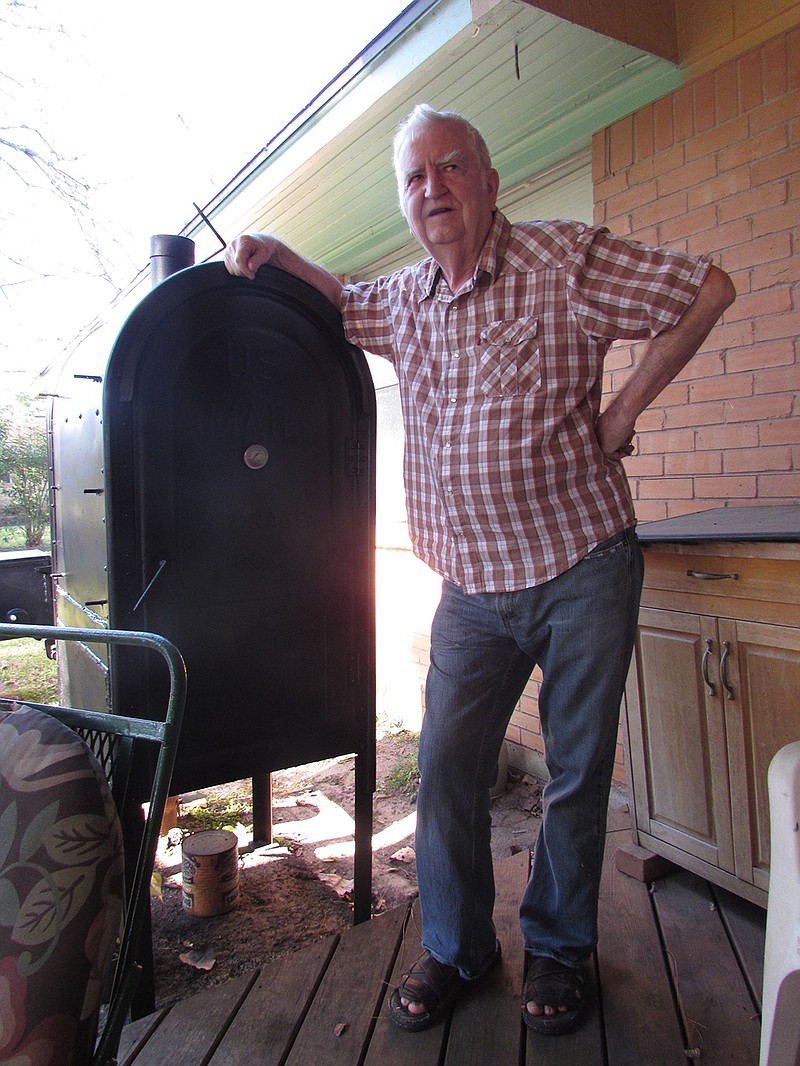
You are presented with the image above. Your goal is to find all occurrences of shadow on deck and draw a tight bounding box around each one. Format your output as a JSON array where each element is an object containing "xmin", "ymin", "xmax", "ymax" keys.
[{"xmin": 118, "ymin": 808, "xmax": 766, "ymax": 1065}]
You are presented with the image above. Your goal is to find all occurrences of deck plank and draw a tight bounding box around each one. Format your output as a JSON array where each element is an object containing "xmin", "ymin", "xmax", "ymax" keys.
[
  {"xmin": 445, "ymin": 849, "xmax": 530, "ymax": 1065},
  {"xmin": 208, "ymin": 936, "xmax": 339, "ymax": 1065},
  {"xmin": 598, "ymin": 826, "xmax": 687, "ymax": 1065},
  {"xmin": 713, "ymin": 885, "xmax": 766, "ymax": 1009},
  {"xmin": 283, "ymin": 901, "xmax": 408, "ymax": 1066},
  {"xmin": 362, "ymin": 899, "xmax": 450, "ymax": 1066},
  {"xmin": 652, "ymin": 870, "xmax": 761, "ymax": 1064},
  {"xmin": 118, "ymin": 970, "xmax": 259, "ymax": 1064}
]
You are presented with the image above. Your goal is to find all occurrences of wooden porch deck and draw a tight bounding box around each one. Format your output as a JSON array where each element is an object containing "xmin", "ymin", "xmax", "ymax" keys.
[{"xmin": 117, "ymin": 809, "xmax": 766, "ymax": 1065}]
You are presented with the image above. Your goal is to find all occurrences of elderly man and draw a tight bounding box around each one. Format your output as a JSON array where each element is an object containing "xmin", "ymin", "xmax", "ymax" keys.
[{"xmin": 225, "ymin": 103, "xmax": 735, "ymax": 1036}]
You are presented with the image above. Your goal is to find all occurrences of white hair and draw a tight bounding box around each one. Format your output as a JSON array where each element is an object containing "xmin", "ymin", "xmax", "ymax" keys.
[{"xmin": 392, "ymin": 103, "xmax": 493, "ymax": 192}]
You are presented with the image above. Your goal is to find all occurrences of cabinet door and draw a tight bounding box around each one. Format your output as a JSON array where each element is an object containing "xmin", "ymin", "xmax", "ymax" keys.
[
  {"xmin": 718, "ymin": 619, "xmax": 800, "ymax": 893},
  {"xmin": 627, "ymin": 607, "xmax": 735, "ymax": 872}
]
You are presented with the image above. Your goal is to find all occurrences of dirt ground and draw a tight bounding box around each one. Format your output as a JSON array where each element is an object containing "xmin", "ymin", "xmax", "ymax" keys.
[{"xmin": 149, "ymin": 731, "xmax": 544, "ymax": 1009}]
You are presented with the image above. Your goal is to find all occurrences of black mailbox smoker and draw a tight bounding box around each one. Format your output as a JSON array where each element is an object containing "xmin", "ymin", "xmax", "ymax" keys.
[{"xmin": 49, "ymin": 239, "xmax": 376, "ymax": 940}]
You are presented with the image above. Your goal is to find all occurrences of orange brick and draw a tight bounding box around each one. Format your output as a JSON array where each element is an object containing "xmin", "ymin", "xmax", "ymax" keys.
[
  {"xmin": 724, "ymin": 393, "xmax": 794, "ymax": 422},
  {"xmin": 763, "ymin": 37, "xmax": 788, "ymax": 100},
  {"xmin": 688, "ymin": 374, "xmax": 753, "ymax": 402},
  {"xmin": 696, "ymin": 475, "xmax": 757, "ymax": 497},
  {"xmin": 635, "ymin": 225, "xmax": 669, "ymax": 248},
  {"xmin": 609, "ymin": 114, "xmax": 635, "ymax": 173},
  {"xmin": 632, "ymin": 189, "xmax": 689, "ymax": 231},
  {"xmin": 638, "ymin": 477, "xmax": 694, "ymax": 499},
  {"xmin": 670, "ymin": 498, "xmax": 735, "ymax": 515},
  {"xmin": 649, "ymin": 145, "xmax": 688, "ymax": 180},
  {"xmin": 749, "ymin": 88, "xmax": 800, "ymax": 136},
  {"xmin": 721, "ymin": 233, "xmax": 792, "ymax": 273},
  {"xmin": 695, "ymin": 424, "xmax": 760, "ymax": 450},
  {"xmin": 758, "ymin": 472, "xmax": 800, "ymax": 497},
  {"xmin": 665, "ymin": 400, "xmax": 726, "ymax": 428},
  {"xmin": 594, "ymin": 171, "xmax": 628, "ymax": 202},
  {"xmin": 752, "ymin": 146, "xmax": 800, "ymax": 185},
  {"xmin": 788, "ymin": 27, "xmax": 800, "ymax": 90},
  {"xmin": 685, "ymin": 116, "xmax": 749, "ymax": 162},
  {"xmin": 725, "ymin": 287, "xmax": 792, "ymax": 324},
  {"xmin": 752, "ymin": 201, "xmax": 800, "ymax": 237},
  {"xmin": 715, "ymin": 60, "xmax": 740, "ymax": 123},
  {"xmin": 673, "ymin": 84, "xmax": 695, "ymax": 141},
  {"xmin": 729, "ymin": 342, "xmax": 793, "ymax": 380},
  {"xmin": 702, "ymin": 319, "xmax": 755, "ymax": 350},
  {"xmin": 761, "ymin": 418, "xmax": 800, "ymax": 446},
  {"xmin": 628, "ymin": 156, "xmax": 657, "ymax": 187},
  {"xmin": 658, "ymin": 155, "xmax": 717, "ymax": 198},
  {"xmin": 664, "ymin": 451, "xmax": 723, "ymax": 475},
  {"xmin": 624, "ymin": 453, "xmax": 666, "ymax": 476},
  {"xmin": 755, "ymin": 311, "xmax": 800, "ymax": 344},
  {"xmin": 633, "ymin": 414, "xmax": 667, "ymax": 440},
  {"xmin": 654, "ymin": 95, "xmax": 674, "ymax": 152},
  {"xmin": 694, "ymin": 72, "xmax": 716, "ymax": 132},
  {"xmin": 688, "ymin": 216, "xmax": 752, "ymax": 255},
  {"xmin": 676, "ymin": 351, "xmax": 729, "ymax": 382},
  {"xmin": 738, "ymin": 50, "xmax": 764, "ymax": 112},
  {"xmin": 655, "ymin": 381, "xmax": 691, "ymax": 409},
  {"xmin": 752, "ymin": 255, "xmax": 800, "ymax": 289},
  {"xmin": 592, "ymin": 131, "xmax": 608, "ymax": 182},
  {"xmin": 605, "ymin": 180, "xmax": 659, "ymax": 220},
  {"xmin": 634, "ymin": 104, "xmax": 655, "ymax": 160},
  {"xmin": 724, "ymin": 445, "xmax": 792, "ymax": 473},
  {"xmin": 719, "ymin": 126, "xmax": 788, "ymax": 172},
  {"xmin": 717, "ymin": 182, "xmax": 787, "ymax": 226},
  {"xmin": 638, "ymin": 428, "xmax": 696, "ymax": 453},
  {"xmin": 687, "ymin": 167, "xmax": 751, "ymax": 210},
  {"xmin": 633, "ymin": 500, "xmax": 669, "ymax": 522},
  {"xmin": 753, "ymin": 365, "xmax": 800, "ymax": 395}
]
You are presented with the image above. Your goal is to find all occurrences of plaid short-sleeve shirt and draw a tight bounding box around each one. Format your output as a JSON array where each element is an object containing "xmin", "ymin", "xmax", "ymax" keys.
[{"xmin": 342, "ymin": 212, "xmax": 710, "ymax": 593}]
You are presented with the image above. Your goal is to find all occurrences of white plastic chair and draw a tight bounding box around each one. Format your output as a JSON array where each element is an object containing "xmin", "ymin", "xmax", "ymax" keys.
[{"xmin": 760, "ymin": 741, "xmax": 800, "ymax": 1066}]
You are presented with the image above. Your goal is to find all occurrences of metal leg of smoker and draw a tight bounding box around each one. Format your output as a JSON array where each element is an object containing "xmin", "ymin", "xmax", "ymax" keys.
[
  {"xmin": 352, "ymin": 752, "xmax": 374, "ymax": 924},
  {"xmin": 252, "ymin": 773, "xmax": 273, "ymax": 845},
  {"xmin": 121, "ymin": 799, "xmax": 156, "ymax": 1020}
]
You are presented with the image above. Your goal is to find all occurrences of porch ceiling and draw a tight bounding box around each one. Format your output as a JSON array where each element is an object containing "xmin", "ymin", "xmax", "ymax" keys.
[{"xmin": 186, "ymin": 0, "xmax": 682, "ymax": 277}]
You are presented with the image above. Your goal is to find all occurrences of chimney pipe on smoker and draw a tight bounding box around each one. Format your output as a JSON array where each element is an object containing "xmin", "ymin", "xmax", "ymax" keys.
[{"xmin": 149, "ymin": 234, "xmax": 195, "ymax": 287}]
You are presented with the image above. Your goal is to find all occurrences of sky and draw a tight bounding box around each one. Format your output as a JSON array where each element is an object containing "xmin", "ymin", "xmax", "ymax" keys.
[{"xmin": 0, "ymin": 0, "xmax": 410, "ymax": 401}]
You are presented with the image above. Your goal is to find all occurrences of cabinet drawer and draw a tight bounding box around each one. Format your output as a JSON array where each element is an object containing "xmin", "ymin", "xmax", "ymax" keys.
[{"xmin": 640, "ymin": 543, "xmax": 800, "ymax": 625}]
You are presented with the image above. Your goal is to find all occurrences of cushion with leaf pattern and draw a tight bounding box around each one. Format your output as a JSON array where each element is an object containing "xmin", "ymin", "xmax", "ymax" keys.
[{"xmin": 0, "ymin": 704, "xmax": 125, "ymax": 1066}]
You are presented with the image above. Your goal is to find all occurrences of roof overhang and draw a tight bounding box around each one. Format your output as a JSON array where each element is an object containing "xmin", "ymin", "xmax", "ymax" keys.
[{"xmin": 185, "ymin": 0, "xmax": 682, "ymax": 277}]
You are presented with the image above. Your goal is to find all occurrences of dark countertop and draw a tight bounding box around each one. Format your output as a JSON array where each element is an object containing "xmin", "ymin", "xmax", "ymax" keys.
[{"xmin": 636, "ymin": 504, "xmax": 800, "ymax": 543}]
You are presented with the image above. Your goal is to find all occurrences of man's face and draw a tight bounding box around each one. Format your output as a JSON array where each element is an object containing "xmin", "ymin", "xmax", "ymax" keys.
[{"xmin": 397, "ymin": 120, "xmax": 499, "ymax": 265}]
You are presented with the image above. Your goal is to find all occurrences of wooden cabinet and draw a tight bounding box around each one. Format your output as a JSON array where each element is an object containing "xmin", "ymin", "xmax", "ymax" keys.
[{"xmin": 624, "ymin": 517, "xmax": 800, "ymax": 907}]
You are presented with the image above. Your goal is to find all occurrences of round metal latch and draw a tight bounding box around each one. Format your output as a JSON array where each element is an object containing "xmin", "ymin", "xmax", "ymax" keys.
[{"xmin": 243, "ymin": 444, "xmax": 269, "ymax": 470}]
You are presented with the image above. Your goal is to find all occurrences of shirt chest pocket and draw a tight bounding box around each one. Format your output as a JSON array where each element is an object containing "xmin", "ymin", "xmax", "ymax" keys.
[{"xmin": 476, "ymin": 316, "xmax": 541, "ymax": 397}]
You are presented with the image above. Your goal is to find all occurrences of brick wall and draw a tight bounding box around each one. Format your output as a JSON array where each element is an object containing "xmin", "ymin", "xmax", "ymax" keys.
[
  {"xmin": 593, "ymin": 25, "xmax": 800, "ymax": 523},
  {"xmin": 507, "ymin": 25, "xmax": 800, "ymax": 785}
]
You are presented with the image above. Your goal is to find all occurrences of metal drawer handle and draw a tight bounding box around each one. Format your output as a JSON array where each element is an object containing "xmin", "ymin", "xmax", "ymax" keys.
[
  {"xmin": 702, "ymin": 638, "xmax": 716, "ymax": 696},
  {"xmin": 687, "ymin": 570, "xmax": 739, "ymax": 581},
  {"xmin": 720, "ymin": 641, "xmax": 735, "ymax": 700}
]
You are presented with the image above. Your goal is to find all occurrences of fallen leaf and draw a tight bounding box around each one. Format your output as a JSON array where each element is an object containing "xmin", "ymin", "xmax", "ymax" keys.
[
  {"xmin": 150, "ymin": 872, "xmax": 162, "ymax": 899},
  {"xmin": 179, "ymin": 947, "xmax": 216, "ymax": 971},
  {"xmin": 389, "ymin": 847, "xmax": 415, "ymax": 864}
]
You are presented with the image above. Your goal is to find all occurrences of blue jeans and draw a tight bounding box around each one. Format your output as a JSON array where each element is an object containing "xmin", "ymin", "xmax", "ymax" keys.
[{"xmin": 415, "ymin": 528, "xmax": 643, "ymax": 977}]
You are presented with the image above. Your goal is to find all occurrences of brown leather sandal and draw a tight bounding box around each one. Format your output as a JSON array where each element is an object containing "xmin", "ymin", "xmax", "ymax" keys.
[
  {"xmin": 388, "ymin": 950, "xmax": 466, "ymax": 1032},
  {"xmin": 388, "ymin": 942, "xmax": 501, "ymax": 1033},
  {"xmin": 522, "ymin": 954, "xmax": 585, "ymax": 1036}
]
